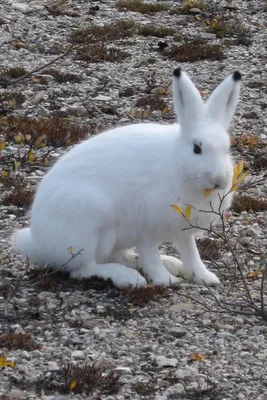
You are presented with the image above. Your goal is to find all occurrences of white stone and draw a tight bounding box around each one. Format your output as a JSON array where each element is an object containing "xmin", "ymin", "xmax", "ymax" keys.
[
  {"xmin": 12, "ymin": 2, "xmax": 30, "ymax": 12},
  {"xmin": 155, "ymin": 356, "xmax": 178, "ymax": 368},
  {"xmin": 71, "ymin": 350, "xmax": 86, "ymax": 360}
]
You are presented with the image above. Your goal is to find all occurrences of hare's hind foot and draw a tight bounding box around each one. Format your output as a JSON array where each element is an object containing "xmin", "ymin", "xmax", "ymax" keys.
[{"xmin": 70, "ymin": 262, "xmax": 147, "ymax": 289}]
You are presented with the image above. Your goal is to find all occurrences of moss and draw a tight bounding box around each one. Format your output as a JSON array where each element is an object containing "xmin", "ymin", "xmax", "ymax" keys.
[
  {"xmin": 138, "ymin": 25, "xmax": 175, "ymax": 37},
  {"xmin": 70, "ymin": 20, "xmax": 135, "ymax": 44},
  {"xmin": 116, "ymin": 0, "xmax": 168, "ymax": 14},
  {"xmin": 231, "ymin": 195, "xmax": 267, "ymax": 213},
  {"xmin": 165, "ymin": 40, "xmax": 224, "ymax": 62}
]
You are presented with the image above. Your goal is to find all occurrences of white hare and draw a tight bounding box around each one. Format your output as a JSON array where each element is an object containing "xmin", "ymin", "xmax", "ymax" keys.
[{"xmin": 14, "ymin": 67, "xmax": 241, "ymax": 289}]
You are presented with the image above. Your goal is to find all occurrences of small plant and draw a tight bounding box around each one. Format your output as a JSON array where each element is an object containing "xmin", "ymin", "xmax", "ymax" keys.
[
  {"xmin": 45, "ymin": 0, "xmax": 79, "ymax": 17},
  {"xmin": 135, "ymin": 93, "xmax": 167, "ymax": 112},
  {"xmin": 41, "ymin": 68, "xmax": 82, "ymax": 83},
  {"xmin": 205, "ymin": 13, "xmax": 251, "ymax": 42},
  {"xmin": 135, "ymin": 381, "xmax": 157, "ymax": 396},
  {"xmin": 0, "ymin": 67, "xmax": 27, "ymax": 80},
  {"xmin": 0, "ymin": 332, "xmax": 38, "ymax": 351},
  {"xmin": 76, "ymin": 45, "xmax": 129, "ymax": 63},
  {"xmin": 116, "ymin": 0, "xmax": 168, "ymax": 14},
  {"xmin": 70, "ymin": 20, "xmax": 135, "ymax": 44},
  {"xmin": 231, "ymin": 195, "xmax": 267, "ymax": 213},
  {"xmin": 0, "ymin": 91, "xmax": 26, "ymax": 114},
  {"xmin": 165, "ymin": 40, "xmax": 224, "ymax": 62},
  {"xmin": 181, "ymin": 0, "xmax": 205, "ymax": 12},
  {"xmin": 138, "ymin": 25, "xmax": 175, "ymax": 37},
  {"xmin": 197, "ymin": 237, "xmax": 223, "ymax": 262},
  {"xmin": 253, "ymin": 154, "xmax": 267, "ymax": 171},
  {"xmin": 60, "ymin": 363, "xmax": 123, "ymax": 395},
  {"xmin": 2, "ymin": 182, "xmax": 34, "ymax": 207}
]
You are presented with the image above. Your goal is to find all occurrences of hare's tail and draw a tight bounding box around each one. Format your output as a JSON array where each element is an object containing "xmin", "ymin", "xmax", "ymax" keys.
[{"xmin": 13, "ymin": 228, "xmax": 33, "ymax": 258}]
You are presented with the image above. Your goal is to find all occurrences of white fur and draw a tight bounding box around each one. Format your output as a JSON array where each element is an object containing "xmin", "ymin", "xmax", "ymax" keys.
[{"xmin": 13, "ymin": 68, "xmax": 241, "ymax": 289}]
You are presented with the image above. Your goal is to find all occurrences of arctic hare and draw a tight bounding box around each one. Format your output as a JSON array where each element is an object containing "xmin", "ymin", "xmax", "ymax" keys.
[{"xmin": 14, "ymin": 67, "xmax": 241, "ymax": 289}]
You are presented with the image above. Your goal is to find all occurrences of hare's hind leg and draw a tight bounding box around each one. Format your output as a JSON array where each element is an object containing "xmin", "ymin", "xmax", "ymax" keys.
[
  {"xmin": 112, "ymin": 249, "xmax": 184, "ymax": 278},
  {"xmin": 70, "ymin": 262, "xmax": 147, "ymax": 289}
]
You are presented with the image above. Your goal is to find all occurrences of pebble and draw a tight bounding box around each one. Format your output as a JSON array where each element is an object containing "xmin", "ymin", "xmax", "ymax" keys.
[
  {"xmin": 114, "ymin": 367, "xmax": 132, "ymax": 375},
  {"xmin": 155, "ymin": 356, "xmax": 178, "ymax": 368},
  {"xmin": 47, "ymin": 361, "xmax": 60, "ymax": 372},
  {"xmin": 169, "ymin": 327, "xmax": 187, "ymax": 338},
  {"xmin": 164, "ymin": 383, "xmax": 185, "ymax": 396},
  {"xmin": 71, "ymin": 350, "xmax": 86, "ymax": 360}
]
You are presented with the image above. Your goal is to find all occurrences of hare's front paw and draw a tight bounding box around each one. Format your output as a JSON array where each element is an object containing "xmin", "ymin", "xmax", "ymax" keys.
[
  {"xmin": 193, "ymin": 270, "xmax": 220, "ymax": 286},
  {"xmin": 151, "ymin": 274, "xmax": 182, "ymax": 287},
  {"xmin": 160, "ymin": 255, "xmax": 184, "ymax": 277}
]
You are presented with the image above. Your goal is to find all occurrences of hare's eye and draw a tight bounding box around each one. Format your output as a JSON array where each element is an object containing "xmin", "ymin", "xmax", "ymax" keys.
[{"xmin": 193, "ymin": 143, "xmax": 202, "ymax": 154}]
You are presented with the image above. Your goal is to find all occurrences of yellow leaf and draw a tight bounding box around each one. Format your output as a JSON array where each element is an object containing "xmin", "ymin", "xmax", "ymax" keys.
[
  {"xmin": 236, "ymin": 171, "xmax": 249, "ymax": 186},
  {"xmin": 9, "ymin": 99, "xmax": 16, "ymax": 107},
  {"xmin": 204, "ymin": 188, "xmax": 212, "ymax": 198},
  {"xmin": 190, "ymin": 353, "xmax": 204, "ymax": 361},
  {"xmin": 35, "ymin": 135, "xmax": 47, "ymax": 148},
  {"xmin": 70, "ymin": 379, "xmax": 77, "ymax": 390},
  {"xmin": 1, "ymin": 169, "xmax": 8, "ymax": 177},
  {"xmin": 0, "ymin": 355, "xmax": 16, "ymax": 368},
  {"xmin": 27, "ymin": 150, "xmax": 36, "ymax": 163},
  {"xmin": 14, "ymin": 161, "xmax": 21, "ymax": 170},
  {"xmin": 14, "ymin": 134, "xmax": 24, "ymax": 144},
  {"xmin": 184, "ymin": 205, "xmax": 192, "ymax": 219},
  {"xmin": 170, "ymin": 204, "xmax": 183, "ymax": 215},
  {"xmin": 0, "ymin": 141, "xmax": 6, "ymax": 151},
  {"xmin": 162, "ymin": 107, "xmax": 169, "ymax": 114},
  {"xmin": 68, "ymin": 246, "xmax": 73, "ymax": 253},
  {"xmin": 43, "ymin": 158, "xmax": 49, "ymax": 166},
  {"xmin": 157, "ymin": 87, "xmax": 168, "ymax": 96},
  {"xmin": 247, "ymin": 270, "xmax": 262, "ymax": 280},
  {"xmin": 25, "ymin": 134, "xmax": 32, "ymax": 141}
]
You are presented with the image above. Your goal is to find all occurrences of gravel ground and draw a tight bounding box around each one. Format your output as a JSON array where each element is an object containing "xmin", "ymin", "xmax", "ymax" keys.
[{"xmin": 0, "ymin": 0, "xmax": 267, "ymax": 399}]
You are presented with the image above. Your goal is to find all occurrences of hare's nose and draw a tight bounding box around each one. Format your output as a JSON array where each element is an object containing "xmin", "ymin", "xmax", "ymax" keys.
[{"xmin": 211, "ymin": 174, "xmax": 229, "ymax": 190}]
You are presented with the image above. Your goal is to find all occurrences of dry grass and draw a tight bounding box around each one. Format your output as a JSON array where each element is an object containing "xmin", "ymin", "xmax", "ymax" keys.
[
  {"xmin": 165, "ymin": 40, "xmax": 224, "ymax": 62},
  {"xmin": 138, "ymin": 25, "xmax": 175, "ymax": 37},
  {"xmin": 197, "ymin": 237, "xmax": 223, "ymax": 262},
  {"xmin": 135, "ymin": 93, "xmax": 166, "ymax": 111},
  {"xmin": 60, "ymin": 363, "xmax": 123, "ymax": 395},
  {"xmin": 231, "ymin": 195, "xmax": 267, "ymax": 213},
  {"xmin": 41, "ymin": 68, "xmax": 82, "ymax": 83},
  {"xmin": 125, "ymin": 285, "xmax": 170, "ymax": 307},
  {"xmin": 0, "ymin": 332, "xmax": 38, "ymax": 351},
  {"xmin": 2, "ymin": 184, "xmax": 34, "ymax": 207},
  {"xmin": 70, "ymin": 20, "xmax": 135, "ymax": 44},
  {"xmin": 116, "ymin": 0, "xmax": 168, "ymax": 14},
  {"xmin": 76, "ymin": 45, "xmax": 129, "ymax": 63},
  {"xmin": 0, "ymin": 116, "xmax": 89, "ymax": 147}
]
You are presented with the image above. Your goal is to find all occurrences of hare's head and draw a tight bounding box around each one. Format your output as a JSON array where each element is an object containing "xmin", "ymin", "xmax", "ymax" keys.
[{"xmin": 173, "ymin": 68, "xmax": 241, "ymax": 192}]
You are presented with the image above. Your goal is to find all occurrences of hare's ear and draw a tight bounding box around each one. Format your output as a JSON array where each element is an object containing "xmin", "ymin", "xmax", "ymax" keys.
[
  {"xmin": 172, "ymin": 68, "xmax": 204, "ymax": 133},
  {"xmin": 205, "ymin": 71, "xmax": 241, "ymax": 130}
]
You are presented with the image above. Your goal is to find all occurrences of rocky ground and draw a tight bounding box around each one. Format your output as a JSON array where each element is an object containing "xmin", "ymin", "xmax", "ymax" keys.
[{"xmin": 0, "ymin": 0, "xmax": 267, "ymax": 399}]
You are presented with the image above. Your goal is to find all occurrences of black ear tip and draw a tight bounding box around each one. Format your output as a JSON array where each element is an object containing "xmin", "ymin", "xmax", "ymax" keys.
[
  {"xmin": 173, "ymin": 67, "xmax": 182, "ymax": 78},
  {"xmin": 233, "ymin": 71, "xmax": 241, "ymax": 81}
]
